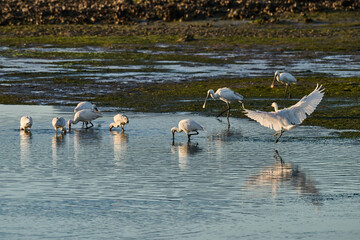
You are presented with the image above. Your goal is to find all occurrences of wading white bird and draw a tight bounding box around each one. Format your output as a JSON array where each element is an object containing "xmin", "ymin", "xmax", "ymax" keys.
[
  {"xmin": 271, "ymin": 71, "xmax": 297, "ymax": 98},
  {"xmin": 203, "ymin": 87, "xmax": 244, "ymax": 118},
  {"xmin": 52, "ymin": 117, "xmax": 66, "ymax": 134},
  {"xmin": 74, "ymin": 101, "xmax": 98, "ymax": 112},
  {"xmin": 171, "ymin": 119, "xmax": 204, "ymax": 143},
  {"xmin": 74, "ymin": 101, "xmax": 100, "ymax": 127},
  {"xmin": 243, "ymin": 84, "xmax": 324, "ymax": 143},
  {"xmin": 109, "ymin": 114, "xmax": 129, "ymax": 131},
  {"xmin": 20, "ymin": 116, "xmax": 33, "ymax": 131},
  {"xmin": 68, "ymin": 109, "xmax": 103, "ymax": 131}
]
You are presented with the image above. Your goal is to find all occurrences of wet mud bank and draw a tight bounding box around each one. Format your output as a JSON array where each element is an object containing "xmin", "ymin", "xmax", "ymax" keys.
[{"xmin": 1, "ymin": 0, "xmax": 359, "ymax": 25}]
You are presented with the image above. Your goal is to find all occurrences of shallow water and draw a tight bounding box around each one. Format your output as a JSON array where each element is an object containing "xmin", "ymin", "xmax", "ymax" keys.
[
  {"xmin": 0, "ymin": 104, "xmax": 359, "ymax": 239},
  {"xmin": 1, "ymin": 46, "xmax": 359, "ymax": 84}
]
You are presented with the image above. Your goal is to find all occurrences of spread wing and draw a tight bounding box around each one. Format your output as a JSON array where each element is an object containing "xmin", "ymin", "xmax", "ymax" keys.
[
  {"xmin": 243, "ymin": 109, "xmax": 285, "ymax": 131},
  {"xmin": 277, "ymin": 84, "xmax": 325, "ymax": 125}
]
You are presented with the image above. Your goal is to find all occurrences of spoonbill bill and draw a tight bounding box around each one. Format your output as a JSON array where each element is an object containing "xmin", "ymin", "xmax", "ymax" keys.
[
  {"xmin": 52, "ymin": 117, "xmax": 66, "ymax": 134},
  {"xmin": 171, "ymin": 119, "xmax": 204, "ymax": 143},
  {"xmin": 203, "ymin": 87, "xmax": 244, "ymax": 119},
  {"xmin": 243, "ymin": 84, "xmax": 324, "ymax": 143},
  {"xmin": 74, "ymin": 101, "xmax": 98, "ymax": 112},
  {"xmin": 20, "ymin": 116, "xmax": 33, "ymax": 131},
  {"xmin": 109, "ymin": 114, "xmax": 129, "ymax": 132},
  {"xmin": 68, "ymin": 109, "xmax": 102, "ymax": 131},
  {"xmin": 271, "ymin": 71, "xmax": 297, "ymax": 98}
]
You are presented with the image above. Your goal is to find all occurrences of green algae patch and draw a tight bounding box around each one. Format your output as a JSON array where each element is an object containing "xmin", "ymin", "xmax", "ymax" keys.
[{"xmin": 0, "ymin": 12, "xmax": 359, "ymax": 52}]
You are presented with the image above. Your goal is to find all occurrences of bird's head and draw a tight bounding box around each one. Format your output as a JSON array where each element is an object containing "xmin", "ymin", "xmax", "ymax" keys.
[
  {"xmin": 203, "ymin": 89, "xmax": 214, "ymax": 108},
  {"xmin": 271, "ymin": 102, "xmax": 279, "ymax": 112}
]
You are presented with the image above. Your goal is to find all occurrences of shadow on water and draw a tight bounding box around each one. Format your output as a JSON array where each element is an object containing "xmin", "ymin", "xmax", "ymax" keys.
[
  {"xmin": 245, "ymin": 149, "xmax": 323, "ymax": 207},
  {"xmin": 171, "ymin": 142, "xmax": 202, "ymax": 170}
]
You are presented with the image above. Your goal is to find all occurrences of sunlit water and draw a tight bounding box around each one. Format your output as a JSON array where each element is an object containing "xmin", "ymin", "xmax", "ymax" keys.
[
  {"xmin": 1, "ymin": 46, "xmax": 359, "ymax": 83},
  {"xmin": 0, "ymin": 104, "xmax": 359, "ymax": 239}
]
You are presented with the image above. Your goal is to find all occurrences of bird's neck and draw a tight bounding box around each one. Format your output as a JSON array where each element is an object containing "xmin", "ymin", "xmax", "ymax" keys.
[
  {"xmin": 273, "ymin": 104, "xmax": 279, "ymax": 112},
  {"xmin": 71, "ymin": 119, "xmax": 80, "ymax": 124},
  {"xmin": 209, "ymin": 90, "xmax": 217, "ymax": 99},
  {"xmin": 173, "ymin": 127, "xmax": 182, "ymax": 133}
]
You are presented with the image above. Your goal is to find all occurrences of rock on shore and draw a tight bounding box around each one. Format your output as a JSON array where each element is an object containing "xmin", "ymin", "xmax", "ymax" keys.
[{"xmin": 0, "ymin": 0, "xmax": 359, "ymax": 25}]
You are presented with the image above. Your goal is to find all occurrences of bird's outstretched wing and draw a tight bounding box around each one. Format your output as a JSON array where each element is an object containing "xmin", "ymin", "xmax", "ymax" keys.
[
  {"xmin": 243, "ymin": 109, "xmax": 285, "ymax": 131},
  {"xmin": 277, "ymin": 84, "xmax": 325, "ymax": 125}
]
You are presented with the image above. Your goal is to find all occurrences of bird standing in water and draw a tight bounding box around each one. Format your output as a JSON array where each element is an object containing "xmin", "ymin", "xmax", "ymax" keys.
[
  {"xmin": 20, "ymin": 116, "xmax": 32, "ymax": 131},
  {"xmin": 52, "ymin": 117, "xmax": 66, "ymax": 134},
  {"xmin": 203, "ymin": 87, "xmax": 244, "ymax": 120},
  {"xmin": 68, "ymin": 109, "xmax": 103, "ymax": 131},
  {"xmin": 271, "ymin": 71, "xmax": 297, "ymax": 98},
  {"xmin": 109, "ymin": 114, "xmax": 129, "ymax": 132},
  {"xmin": 171, "ymin": 119, "xmax": 204, "ymax": 144}
]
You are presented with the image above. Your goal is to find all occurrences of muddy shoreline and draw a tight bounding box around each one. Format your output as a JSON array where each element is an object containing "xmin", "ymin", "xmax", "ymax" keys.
[{"xmin": 1, "ymin": 0, "xmax": 359, "ymax": 26}]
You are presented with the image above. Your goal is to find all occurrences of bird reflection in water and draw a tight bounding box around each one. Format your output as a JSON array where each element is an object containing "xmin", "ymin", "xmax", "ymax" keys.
[
  {"xmin": 209, "ymin": 124, "xmax": 242, "ymax": 142},
  {"xmin": 52, "ymin": 133, "xmax": 65, "ymax": 175},
  {"xmin": 171, "ymin": 142, "xmax": 201, "ymax": 170},
  {"xmin": 20, "ymin": 131, "xmax": 32, "ymax": 168},
  {"xmin": 111, "ymin": 131, "xmax": 128, "ymax": 165},
  {"xmin": 73, "ymin": 129, "xmax": 103, "ymax": 168},
  {"xmin": 246, "ymin": 150, "xmax": 322, "ymax": 206}
]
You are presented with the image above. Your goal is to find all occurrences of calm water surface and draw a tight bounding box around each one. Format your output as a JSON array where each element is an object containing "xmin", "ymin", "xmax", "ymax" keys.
[{"xmin": 0, "ymin": 105, "xmax": 359, "ymax": 239}]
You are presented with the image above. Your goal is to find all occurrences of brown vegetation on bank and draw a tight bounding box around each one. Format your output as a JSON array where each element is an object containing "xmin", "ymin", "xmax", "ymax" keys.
[{"xmin": 0, "ymin": 0, "xmax": 358, "ymax": 25}]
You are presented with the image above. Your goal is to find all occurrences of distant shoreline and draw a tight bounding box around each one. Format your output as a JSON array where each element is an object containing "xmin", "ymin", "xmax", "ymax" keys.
[{"xmin": 0, "ymin": 0, "xmax": 358, "ymax": 26}]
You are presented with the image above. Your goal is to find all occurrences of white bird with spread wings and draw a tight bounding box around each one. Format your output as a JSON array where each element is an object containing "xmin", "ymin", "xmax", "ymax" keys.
[{"xmin": 243, "ymin": 84, "xmax": 325, "ymax": 143}]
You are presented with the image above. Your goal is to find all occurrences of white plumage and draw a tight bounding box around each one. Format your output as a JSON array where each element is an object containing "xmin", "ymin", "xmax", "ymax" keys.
[
  {"xmin": 20, "ymin": 116, "xmax": 33, "ymax": 131},
  {"xmin": 171, "ymin": 119, "xmax": 204, "ymax": 143},
  {"xmin": 203, "ymin": 87, "xmax": 244, "ymax": 118},
  {"xmin": 271, "ymin": 71, "xmax": 297, "ymax": 98},
  {"xmin": 244, "ymin": 84, "xmax": 325, "ymax": 143},
  {"xmin": 109, "ymin": 114, "xmax": 129, "ymax": 131},
  {"xmin": 68, "ymin": 109, "xmax": 103, "ymax": 131},
  {"xmin": 74, "ymin": 101, "xmax": 98, "ymax": 112},
  {"xmin": 52, "ymin": 117, "xmax": 66, "ymax": 134}
]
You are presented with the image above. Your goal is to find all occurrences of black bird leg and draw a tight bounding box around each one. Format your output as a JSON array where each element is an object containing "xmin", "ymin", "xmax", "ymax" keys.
[
  {"xmin": 274, "ymin": 129, "xmax": 284, "ymax": 143},
  {"xmin": 217, "ymin": 102, "xmax": 231, "ymax": 118},
  {"xmin": 284, "ymin": 85, "xmax": 289, "ymax": 98},
  {"xmin": 85, "ymin": 121, "xmax": 94, "ymax": 129},
  {"xmin": 187, "ymin": 131, "xmax": 199, "ymax": 142}
]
